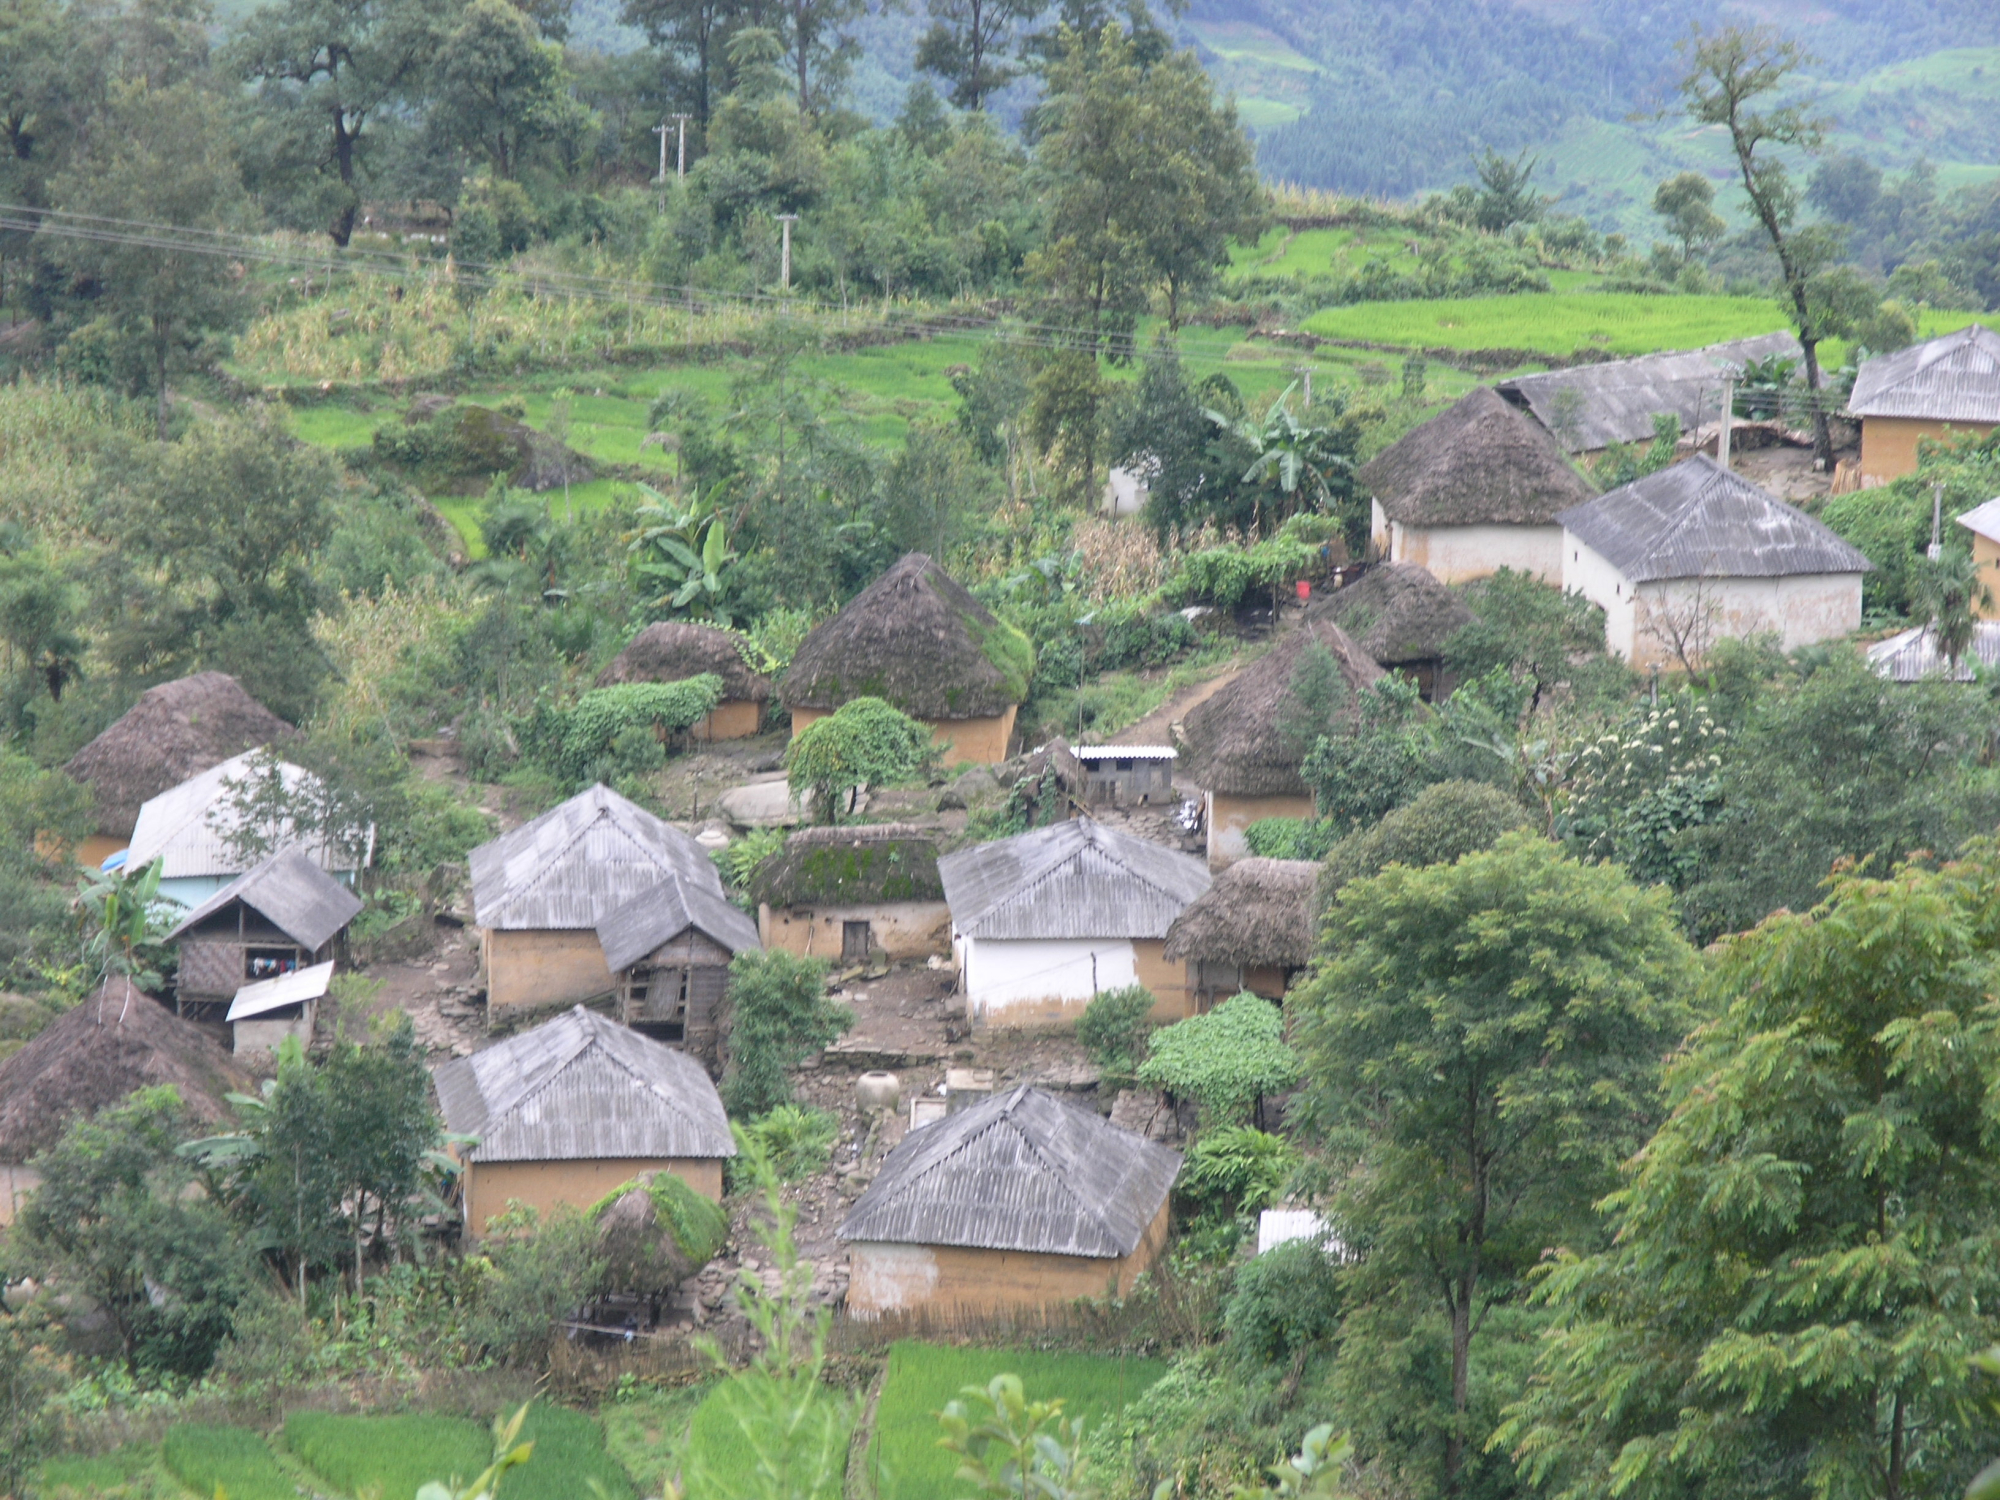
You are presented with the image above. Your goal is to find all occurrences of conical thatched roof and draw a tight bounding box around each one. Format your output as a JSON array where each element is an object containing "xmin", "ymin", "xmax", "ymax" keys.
[
  {"xmin": 1163, "ymin": 858, "xmax": 1319, "ymax": 970},
  {"xmin": 0, "ymin": 982, "xmax": 253, "ymax": 1163},
  {"xmin": 1309, "ymin": 563, "xmax": 1474, "ymax": 666},
  {"xmin": 64, "ymin": 673, "xmax": 296, "ymax": 840},
  {"xmin": 596, "ymin": 622, "xmax": 771, "ymax": 703},
  {"xmin": 1177, "ymin": 621, "xmax": 1382, "ymax": 798},
  {"xmin": 779, "ymin": 553, "xmax": 1032, "ymax": 721},
  {"xmin": 1358, "ymin": 386, "xmax": 1596, "ymax": 527}
]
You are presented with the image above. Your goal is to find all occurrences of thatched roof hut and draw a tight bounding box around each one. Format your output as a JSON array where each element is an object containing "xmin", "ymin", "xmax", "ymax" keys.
[
  {"xmin": 596, "ymin": 622, "xmax": 771, "ymax": 704},
  {"xmin": 749, "ymin": 824, "xmax": 945, "ymax": 908},
  {"xmin": 0, "ymin": 982, "xmax": 253, "ymax": 1162},
  {"xmin": 64, "ymin": 672, "xmax": 296, "ymax": 840},
  {"xmin": 779, "ymin": 553, "xmax": 1032, "ymax": 721},
  {"xmin": 1177, "ymin": 621, "xmax": 1382, "ymax": 798},
  {"xmin": 1358, "ymin": 387, "xmax": 1596, "ymax": 527},
  {"xmin": 1309, "ymin": 563, "xmax": 1473, "ymax": 670},
  {"xmin": 1163, "ymin": 858, "xmax": 1319, "ymax": 971}
]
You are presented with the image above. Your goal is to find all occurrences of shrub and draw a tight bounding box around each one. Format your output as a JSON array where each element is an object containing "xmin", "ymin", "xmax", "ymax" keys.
[
  {"xmin": 785, "ymin": 697, "xmax": 936, "ymax": 824},
  {"xmin": 463, "ymin": 1203, "xmax": 607, "ymax": 1365},
  {"xmin": 1224, "ymin": 1238, "xmax": 1343, "ymax": 1365},
  {"xmin": 1177, "ymin": 1126, "xmax": 1300, "ymax": 1224},
  {"xmin": 715, "ymin": 826, "xmax": 784, "ymax": 890},
  {"xmin": 1075, "ymin": 984, "xmax": 1157, "ymax": 1079},
  {"xmin": 1138, "ymin": 994, "xmax": 1302, "ymax": 1125},
  {"xmin": 1243, "ymin": 816, "xmax": 1337, "ymax": 861},
  {"xmin": 736, "ymin": 1105, "xmax": 840, "ymax": 1184},
  {"xmin": 523, "ymin": 677, "xmax": 724, "ymax": 787},
  {"xmin": 720, "ymin": 950, "xmax": 851, "ymax": 1117}
]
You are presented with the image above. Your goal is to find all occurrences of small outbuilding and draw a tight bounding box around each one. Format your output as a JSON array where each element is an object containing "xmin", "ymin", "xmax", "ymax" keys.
[
  {"xmin": 434, "ymin": 1005, "xmax": 736, "ymax": 1239},
  {"xmin": 1072, "ymin": 746, "xmax": 1177, "ymax": 808},
  {"xmin": 595, "ymin": 873, "xmax": 761, "ymax": 1061},
  {"xmin": 63, "ymin": 672, "xmax": 295, "ymax": 870},
  {"xmin": 1308, "ymin": 562, "xmax": 1474, "ymax": 699},
  {"xmin": 1162, "ymin": 857, "xmax": 1319, "ymax": 1006},
  {"xmin": 1866, "ymin": 621, "xmax": 2000, "ymax": 682},
  {"xmin": 469, "ymin": 784, "xmax": 726, "ymax": 1017},
  {"xmin": 1558, "ymin": 455, "xmax": 1871, "ymax": 669},
  {"xmin": 750, "ymin": 823, "xmax": 950, "ymax": 963},
  {"xmin": 595, "ymin": 621, "xmax": 773, "ymax": 741},
  {"xmin": 1359, "ymin": 386, "xmax": 1597, "ymax": 584},
  {"xmin": 227, "ymin": 959, "xmax": 333, "ymax": 1056},
  {"xmin": 838, "ymin": 1085, "xmax": 1180, "ymax": 1319},
  {"xmin": 164, "ymin": 844, "xmax": 362, "ymax": 1019},
  {"xmin": 1176, "ymin": 620, "xmax": 1381, "ymax": 868},
  {"xmin": 779, "ymin": 553, "xmax": 1033, "ymax": 766},
  {"xmin": 1850, "ymin": 324, "xmax": 2000, "ymax": 485},
  {"xmin": 938, "ymin": 817, "xmax": 1211, "ymax": 1024}
]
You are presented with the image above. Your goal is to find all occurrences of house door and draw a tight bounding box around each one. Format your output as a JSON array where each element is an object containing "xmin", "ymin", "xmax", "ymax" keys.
[{"xmin": 842, "ymin": 921, "xmax": 872, "ymax": 963}]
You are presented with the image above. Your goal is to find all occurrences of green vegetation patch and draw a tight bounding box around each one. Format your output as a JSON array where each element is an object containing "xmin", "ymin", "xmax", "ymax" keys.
[
  {"xmin": 285, "ymin": 1411, "xmax": 490, "ymax": 1499},
  {"xmin": 508, "ymin": 1404, "xmax": 634, "ymax": 1500},
  {"xmin": 1301, "ymin": 292, "xmax": 1796, "ymax": 359},
  {"xmin": 863, "ymin": 1341, "xmax": 1168, "ymax": 1500},
  {"xmin": 686, "ymin": 1375, "xmax": 852, "ymax": 1500},
  {"xmin": 601, "ymin": 1383, "xmax": 711, "ymax": 1497},
  {"xmin": 748, "ymin": 836, "xmax": 945, "ymax": 907},
  {"xmin": 161, "ymin": 1424, "xmax": 296, "ymax": 1500},
  {"xmin": 588, "ymin": 1170, "xmax": 732, "ymax": 1265},
  {"xmin": 36, "ymin": 1444, "xmax": 181, "ymax": 1500}
]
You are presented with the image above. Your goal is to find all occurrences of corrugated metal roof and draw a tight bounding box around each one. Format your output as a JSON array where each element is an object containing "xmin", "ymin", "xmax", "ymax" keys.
[
  {"xmin": 937, "ymin": 818, "xmax": 1210, "ymax": 941},
  {"xmin": 1558, "ymin": 455, "xmax": 1874, "ymax": 583},
  {"xmin": 469, "ymin": 784, "xmax": 722, "ymax": 931},
  {"xmin": 1850, "ymin": 324, "xmax": 2000, "ymax": 423},
  {"xmin": 1865, "ymin": 622, "xmax": 2000, "ymax": 682},
  {"xmin": 433, "ymin": 1005, "xmax": 735, "ymax": 1164},
  {"xmin": 228, "ymin": 960, "xmax": 334, "ymax": 1020},
  {"xmin": 127, "ymin": 750, "xmax": 367, "ymax": 882},
  {"xmin": 837, "ymin": 1085, "xmax": 1179, "ymax": 1257},
  {"xmin": 165, "ymin": 844, "xmax": 362, "ymax": 950},
  {"xmin": 1956, "ymin": 496, "xmax": 2000, "ymax": 545},
  {"xmin": 1499, "ymin": 332, "xmax": 1802, "ymax": 451},
  {"xmin": 1074, "ymin": 746, "xmax": 1177, "ymax": 761},
  {"xmin": 596, "ymin": 874, "xmax": 761, "ymax": 974}
]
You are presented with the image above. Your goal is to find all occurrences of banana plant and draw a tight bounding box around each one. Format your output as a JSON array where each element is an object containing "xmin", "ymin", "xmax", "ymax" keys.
[
  {"xmin": 76, "ymin": 858, "xmax": 168, "ymax": 993},
  {"xmin": 1204, "ymin": 381, "xmax": 1354, "ymax": 532},
  {"xmin": 627, "ymin": 482, "xmax": 739, "ymax": 624}
]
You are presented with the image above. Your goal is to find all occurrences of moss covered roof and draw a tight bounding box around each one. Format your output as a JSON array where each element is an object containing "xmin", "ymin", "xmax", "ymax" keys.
[{"xmin": 750, "ymin": 824, "xmax": 947, "ymax": 907}]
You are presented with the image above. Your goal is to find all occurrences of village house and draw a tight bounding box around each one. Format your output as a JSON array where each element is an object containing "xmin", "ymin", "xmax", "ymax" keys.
[
  {"xmin": 1176, "ymin": 619, "xmax": 1381, "ymax": 867},
  {"xmin": 778, "ymin": 552, "xmax": 1033, "ymax": 766},
  {"xmin": 1849, "ymin": 324, "xmax": 2000, "ymax": 485},
  {"xmin": 1308, "ymin": 561, "xmax": 1474, "ymax": 700},
  {"xmin": 749, "ymin": 824, "xmax": 951, "ymax": 964},
  {"xmin": 62, "ymin": 672, "xmax": 295, "ymax": 870},
  {"xmin": 1162, "ymin": 857, "xmax": 1319, "ymax": 1007},
  {"xmin": 125, "ymin": 749, "xmax": 371, "ymax": 909},
  {"xmin": 226, "ymin": 960, "xmax": 333, "ymax": 1056},
  {"xmin": 1359, "ymin": 386, "xmax": 1598, "ymax": 584},
  {"xmin": 1558, "ymin": 455, "xmax": 1871, "ymax": 669},
  {"xmin": 469, "ymin": 783, "xmax": 726, "ymax": 1016},
  {"xmin": 1956, "ymin": 496, "xmax": 2000, "ymax": 620},
  {"xmin": 838, "ymin": 1085, "xmax": 1180, "ymax": 1318},
  {"xmin": 937, "ymin": 817, "xmax": 1211, "ymax": 1024},
  {"xmin": 594, "ymin": 620, "xmax": 773, "ymax": 741},
  {"xmin": 595, "ymin": 873, "xmax": 761, "ymax": 1063},
  {"xmin": 164, "ymin": 844, "xmax": 361, "ymax": 1020},
  {"xmin": 434, "ymin": 1005, "xmax": 736, "ymax": 1240}
]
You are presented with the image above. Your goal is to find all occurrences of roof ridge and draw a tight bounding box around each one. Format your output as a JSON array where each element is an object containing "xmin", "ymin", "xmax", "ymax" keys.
[
  {"xmin": 580, "ymin": 1021, "xmax": 712, "ymax": 1126},
  {"xmin": 482, "ymin": 1011, "xmax": 596, "ymax": 1118},
  {"xmin": 879, "ymin": 1088, "xmax": 1106, "ymax": 1233}
]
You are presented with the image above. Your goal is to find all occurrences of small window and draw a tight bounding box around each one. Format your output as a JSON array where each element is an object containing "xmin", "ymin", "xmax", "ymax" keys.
[{"xmin": 842, "ymin": 920, "xmax": 872, "ymax": 963}]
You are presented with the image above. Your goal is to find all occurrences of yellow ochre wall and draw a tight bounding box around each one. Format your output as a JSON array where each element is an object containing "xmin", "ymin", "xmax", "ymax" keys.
[
  {"xmin": 1973, "ymin": 532, "xmax": 2000, "ymax": 621},
  {"xmin": 483, "ymin": 927, "xmax": 618, "ymax": 1014},
  {"xmin": 77, "ymin": 835, "xmax": 127, "ymax": 871},
  {"xmin": 693, "ymin": 699, "xmax": 763, "ymax": 741},
  {"xmin": 1206, "ymin": 791, "xmax": 1315, "ymax": 869},
  {"xmin": 463, "ymin": 1156, "xmax": 725, "ymax": 1239},
  {"xmin": 788, "ymin": 704, "xmax": 1019, "ymax": 766},
  {"xmin": 1132, "ymin": 939, "xmax": 1197, "ymax": 1021},
  {"xmin": 1861, "ymin": 416, "xmax": 1998, "ymax": 484},
  {"xmin": 844, "ymin": 1198, "xmax": 1172, "ymax": 1317},
  {"xmin": 759, "ymin": 901, "xmax": 953, "ymax": 960}
]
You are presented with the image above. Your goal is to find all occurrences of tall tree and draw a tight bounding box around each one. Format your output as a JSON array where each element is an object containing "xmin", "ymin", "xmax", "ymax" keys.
[
  {"xmin": 914, "ymin": 0, "xmax": 1035, "ymax": 110},
  {"xmin": 770, "ymin": 0, "xmax": 863, "ymax": 115},
  {"xmin": 1652, "ymin": 169, "xmax": 1726, "ymax": 267},
  {"xmin": 1292, "ymin": 833, "xmax": 1695, "ymax": 1496},
  {"xmin": 1497, "ymin": 848, "xmax": 2000, "ymax": 1500},
  {"xmin": 619, "ymin": 0, "xmax": 737, "ymax": 127},
  {"xmin": 1678, "ymin": 26, "xmax": 1844, "ymax": 468},
  {"xmin": 426, "ymin": 0, "xmax": 588, "ymax": 180}
]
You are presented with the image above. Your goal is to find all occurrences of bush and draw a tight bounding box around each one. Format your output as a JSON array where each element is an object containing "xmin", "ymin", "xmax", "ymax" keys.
[
  {"xmin": 464, "ymin": 1203, "xmax": 607, "ymax": 1365},
  {"xmin": 1076, "ymin": 984, "xmax": 1157, "ymax": 1079},
  {"xmin": 1177, "ymin": 1126, "xmax": 1301, "ymax": 1224},
  {"xmin": 1138, "ymin": 994, "xmax": 1302, "ymax": 1125},
  {"xmin": 1224, "ymin": 1238, "xmax": 1343, "ymax": 1365},
  {"xmin": 721, "ymin": 950, "xmax": 851, "ymax": 1117},
  {"xmin": 1243, "ymin": 816, "xmax": 1337, "ymax": 861},
  {"xmin": 1323, "ymin": 780, "xmax": 1531, "ymax": 898},
  {"xmin": 523, "ymin": 677, "xmax": 724, "ymax": 787},
  {"xmin": 785, "ymin": 697, "xmax": 936, "ymax": 822},
  {"xmin": 736, "ymin": 1105, "xmax": 840, "ymax": 1184}
]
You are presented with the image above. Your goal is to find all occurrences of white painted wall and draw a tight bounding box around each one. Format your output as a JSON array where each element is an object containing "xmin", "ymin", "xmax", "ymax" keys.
[
  {"xmin": 954, "ymin": 933, "xmax": 1139, "ymax": 1021},
  {"xmin": 1370, "ymin": 504, "xmax": 1563, "ymax": 583},
  {"xmin": 1563, "ymin": 535, "xmax": 1638, "ymax": 656}
]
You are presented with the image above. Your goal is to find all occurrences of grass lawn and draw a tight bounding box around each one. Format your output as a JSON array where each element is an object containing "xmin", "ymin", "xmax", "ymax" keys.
[
  {"xmin": 285, "ymin": 1411, "xmax": 491, "ymax": 1499},
  {"xmin": 160, "ymin": 1425, "xmax": 297, "ymax": 1500},
  {"xmin": 862, "ymin": 1341, "xmax": 1168, "ymax": 1500}
]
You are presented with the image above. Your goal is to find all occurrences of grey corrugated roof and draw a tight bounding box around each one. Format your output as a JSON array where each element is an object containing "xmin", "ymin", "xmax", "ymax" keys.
[
  {"xmin": 1499, "ymin": 332, "xmax": 1802, "ymax": 451},
  {"xmin": 1557, "ymin": 455, "xmax": 1873, "ymax": 583},
  {"xmin": 1865, "ymin": 622, "xmax": 2000, "ymax": 682},
  {"xmin": 596, "ymin": 874, "xmax": 761, "ymax": 974},
  {"xmin": 1957, "ymin": 496, "xmax": 2000, "ymax": 544},
  {"xmin": 228, "ymin": 960, "xmax": 334, "ymax": 1021},
  {"xmin": 469, "ymin": 784, "xmax": 722, "ymax": 931},
  {"xmin": 937, "ymin": 818, "xmax": 1210, "ymax": 941},
  {"xmin": 165, "ymin": 844, "xmax": 363, "ymax": 950},
  {"xmin": 433, "ymin": 1005, "xmax": 735, "ymax": 1164},
  {"xmin": 1850, "ymin": 324, "xmax": 2000, "ymax": 422},
  {"xmin": 837, "ymin": 1085, "xmax": 1179, "ymax": 1257},
  {"xmin": 128, "ymin": 750, "xmax": 368, "ymax": 881}
]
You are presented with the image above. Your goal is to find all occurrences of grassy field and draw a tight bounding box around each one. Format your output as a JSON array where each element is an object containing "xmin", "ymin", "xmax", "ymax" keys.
[
  {"xmin": 1300, "ymin": 291, "xmax": 1801, "ymax": 358},
  {"xmin": 684, "ymin": 1375, "xmax": 854, "ymax": 1500},
  {"xmin": 861, "ymin": 1341, "xmax": 1168, "ymax": 1500},
  {"xmin": 601, "ymin": 1382, "xmax": 712, "ymax": 1496},
  {"xmin": 36, "ymin": 1444, "xmax": 183, "ymax": 1500},
  {"xmin": 159, "ymin": 1425, "xmax": 298, "ymax": 1500},
  {"xmin": 285, "ymin": 1411, "xmax": 493, "ymax": 1498}
]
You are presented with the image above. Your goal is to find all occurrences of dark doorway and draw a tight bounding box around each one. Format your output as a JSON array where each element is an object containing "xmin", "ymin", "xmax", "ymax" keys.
[{"xmin": 842, "ymin": 921, "xmax": 872, "ymax": 963}]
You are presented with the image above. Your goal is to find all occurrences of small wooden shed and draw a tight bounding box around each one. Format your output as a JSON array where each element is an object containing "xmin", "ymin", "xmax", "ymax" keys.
[
  {"xmin": 1072, "ymin": 746, "xmax": 1177, "ymax": 808},
  {"xmin": 595, "ymin": 873, "xmax": 761, "ymax": 1062},
  {"xmin": 595, "ymin": 622, "xmax": 773, "ymax": 741},
  {"xmin": 1309, "ymin": 562, "xmax": 1474, "ymax": 700},
  {"xmin": 839, "ymin": 1085, "xmax": 1180, "ymax": 1318},
  {"xmin": 227, "ymin": 959, "xmax": 333, "ymax": 1055},
  {"xmin": 434, "ymin": 1005, "xmax": 736, "ymax": 1239},
  {"xmin": 1163, "ymin": 857, "xmax": 1319, "ymax": 1005},
  {"xmin": 165, "ymin": 845, "xmax": 362, "ymax": 1019},
  {"xmin": 749, "ymin": 824, "xmax": 951, "ymax": 963}
]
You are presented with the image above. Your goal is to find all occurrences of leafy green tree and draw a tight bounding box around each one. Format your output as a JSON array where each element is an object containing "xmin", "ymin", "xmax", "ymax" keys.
[
  {"xmin": 1470, "ymin": 147, "xmax": 1544, "ymax": 232},
  {"xmin": 769, "ymin": 0, "xmax": 864, "ymax": 115},
  {"xmin": 1074, "ymin": 982, "xmax": 1156, "ymax": 1080},
  {"xmin": 1300, "ymin": 674, "xmax": 1440, "ymax": 830},
  {"xmin": 784, "ymin": 696, "xmax": 934, "ymax": 825},
  {"xmin": 619, "ymin": 0, "xmax": 739, "ymax": 126},
  {"xmin": 1442, "ymin": 568, "xmax": 1612, "ymax": 712},
  {"xmin": 627, "ymin": 484, "xmax": 740, "ymax": 623},
  {"xmin": 77, "ymin": 858, "xmax": 170, "ymax": 995},
  {"xmin": 1293, "ymin": 833, "xmax": 1695, "ymax": 1495},
  {"xmin": 940, "ymin": 1374, "xmax": 1091, "ymax": 1500},
  {"xmin": 1496, "ymin": 848, "xmax": 2000, "ymax": 1500},
  {"xmin": 0, "ymin": 1309, "xmax": 58, "ymax": 1498},
  {"xmin": 1652, "ymin": 170, "xmax": 1725, "ymax": 268},
  {"xmin": 1910, "ymin": 545, "xmax": 1991, "ymax": 668},
  {"xmin": 0, "ymin": 747, "xmax": 89, "ymax": 982},
  {"xmin": 1204, "ymin": 383, "xmax": 1356, "ymax": 536},
  {"xmin": 1558, "ymin": 691, "xmax": 1726, "ymax": 893},
  {"xmin": 1321, "ymin": 779, "xmax": 1530, "ymax": 901},
  {"xmin": 425, "ymin": 0, "xmax": 588, "ymax": 180},
  {"xmin": 1138, "ymin": 992, "xmax": 1302, "ymax": 1126},
  {"xmin": 915, "ymin": 0, "xmax": 1034, "ymax": 109},
  {"xmin": 0, "ymin": 544, "xmax": 84, "ymax": 715},
  {"xmin": 720, "ymin": 949, "xmax": 850, "ymax": 1116}
]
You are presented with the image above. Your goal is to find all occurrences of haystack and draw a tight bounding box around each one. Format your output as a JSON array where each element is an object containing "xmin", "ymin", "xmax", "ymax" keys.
[
  {"xmin": 1177, "ymin": 621, "xmax": 1382, "ymax": 799},
  {"xmin": 1163, "ymin": 858, "xmax": 1319, "ymax": 972},
  {"xmin": 0, "ymin": 982, "xmax": 252, "ymax": 1162},
  {"xmin": 596, "ymin": 622, "xmax": 771, "ymax": 704},
  {"xmin": 1358, "ymin": 386, "xmax": 1596, "ymax": 528},
  {"xmin": 1310, "ymin": 563, "xmax": 1473, "ymax": 671},
  {"xmin": 64, "ymin": 673, "xmax": 295, "ymax": 842},
  {"xmin": 779, "ymin": 553, "xmax": 1032, "ymax": 722}
]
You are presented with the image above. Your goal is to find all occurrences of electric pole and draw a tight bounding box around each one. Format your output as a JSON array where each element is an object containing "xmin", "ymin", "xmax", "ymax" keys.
[
  {"xmin": 672, "ymin": 113, "xmax": 690, "ymax": 179},
  {"xmin": 652, "ymin": 121, "xmax": 669, "ymax": 184},
  {"xmin": 777, "ymin": 213, "xmax": 799, "ymax": 291}
]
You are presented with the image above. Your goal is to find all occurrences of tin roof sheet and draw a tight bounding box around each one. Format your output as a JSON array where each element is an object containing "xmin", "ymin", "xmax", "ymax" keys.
[
  {"xmin": 1865, "ymin": 621, "xmax": 2000, "ymax": 682},
  {"xmin": 228, "ymin": 960, "xmax": 334, "ymax": 1020},
  {"xmin": 1850, "ymin": 324, "xmax": 2000, "ymax": 423},
  {"xmin": 595, "ymin": 874, "xmax": 761, "ymax": 974},
  {"xmin": 1500, "ymin": 332, "xmax": 1802, "ymax": 451},
  {"xmin": 937, "ymin": 818, "xmax": 1210, "ymax": 941},
  {"xmin": 127, "ymin": 750, "xmax": 368, "ymax": 883}
]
